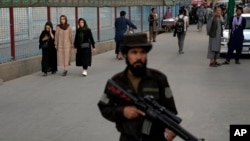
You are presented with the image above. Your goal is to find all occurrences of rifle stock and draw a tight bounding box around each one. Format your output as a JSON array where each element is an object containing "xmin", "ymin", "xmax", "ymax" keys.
[{"xmin": 104, "ymin": 79, "xmax": 204, "ymax": 141}]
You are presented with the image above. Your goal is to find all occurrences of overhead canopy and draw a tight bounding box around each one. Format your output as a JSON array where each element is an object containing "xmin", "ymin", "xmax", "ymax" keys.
[{"xmin": 0, "ymin": 0, "xmax": 166, "ymax": 7}]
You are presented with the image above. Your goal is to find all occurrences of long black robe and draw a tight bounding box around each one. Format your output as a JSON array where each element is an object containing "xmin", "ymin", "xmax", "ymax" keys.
[{"xmin": 39, "ymin": 30, "xmax": 57, "ymax": 73}]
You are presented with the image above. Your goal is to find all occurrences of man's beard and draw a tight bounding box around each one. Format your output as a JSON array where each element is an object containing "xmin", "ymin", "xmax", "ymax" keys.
[{"xmin": 126, "ymin": 59, "xmax": 147, "ymax": 77}]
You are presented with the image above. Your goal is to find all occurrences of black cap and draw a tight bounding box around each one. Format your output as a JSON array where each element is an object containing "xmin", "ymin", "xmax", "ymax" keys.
[{"xmin": 120, "ymin": 33, "xmax": 152, "ymax": 54}]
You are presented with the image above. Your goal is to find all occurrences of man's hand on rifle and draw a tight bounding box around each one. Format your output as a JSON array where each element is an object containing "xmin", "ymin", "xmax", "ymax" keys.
[
  {"xmin": 123, "ymin": 106, "xmax": 145, "ymax": 119},
  {"xmin": 165, "ymin": 128, "xmax": 176, "ymax": 141}
]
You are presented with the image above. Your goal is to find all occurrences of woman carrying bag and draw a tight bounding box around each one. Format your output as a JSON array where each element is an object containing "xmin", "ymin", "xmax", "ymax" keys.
[
  {"xmin": 39, "ymin": 21, "xmax": 57, "ymax": 76},
  {"xmin": 74, "ymin": 18, "xmax": 96, "ymax": 76}
]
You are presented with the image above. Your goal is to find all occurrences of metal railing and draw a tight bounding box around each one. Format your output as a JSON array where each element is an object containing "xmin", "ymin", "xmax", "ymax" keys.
[{"xmin": 0, "ymin": 5, "xmax": 168, "ymax": 64}]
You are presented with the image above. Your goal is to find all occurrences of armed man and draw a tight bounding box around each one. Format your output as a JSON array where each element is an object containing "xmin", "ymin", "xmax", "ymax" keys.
[{"xmin": 97, "ymin": 33, "xmax": 178, "ymax": 141}]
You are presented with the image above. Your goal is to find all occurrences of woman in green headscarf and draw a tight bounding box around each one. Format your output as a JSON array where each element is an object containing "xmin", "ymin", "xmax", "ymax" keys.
[
  {"xmin": 74, "ymin": 18, "xmax": 96, "ymax": 76},
  {"xmin": 39, "ymin": 21, "xmax": 57, "ymax": 76}
]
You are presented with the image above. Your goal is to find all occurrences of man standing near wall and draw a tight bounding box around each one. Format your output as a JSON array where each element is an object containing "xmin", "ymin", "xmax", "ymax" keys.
[
  {"xmin": 148, "ymin": 8, "xmax": 158, "ymax": 42},
  {"xmin": 114, "ymin": 11, "xmax": 137, "ymax": 60}
]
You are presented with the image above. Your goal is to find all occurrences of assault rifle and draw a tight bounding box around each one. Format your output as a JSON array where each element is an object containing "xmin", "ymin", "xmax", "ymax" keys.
[{"xmin": 104, "ymin": 79, "xmax": 204, "ymax": 141}]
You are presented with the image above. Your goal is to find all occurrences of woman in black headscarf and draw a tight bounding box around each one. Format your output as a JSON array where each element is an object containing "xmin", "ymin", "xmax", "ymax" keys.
[
  {"xmin": 74, "ymin": 18, "xmax": 96, "ymax": 76},
  {"xmin": 39, "ymin": 21, "xmax": 57, "ymax": 76}
]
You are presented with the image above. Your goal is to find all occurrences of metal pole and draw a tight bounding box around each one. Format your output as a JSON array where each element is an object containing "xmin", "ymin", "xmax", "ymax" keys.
[
  {"xmin": 227, "ymin": 0, "xmax": 235, "ymax": 24},
  {"xmin": 97, "ymin": 7, "xmax": 100, "ymax": 41}
]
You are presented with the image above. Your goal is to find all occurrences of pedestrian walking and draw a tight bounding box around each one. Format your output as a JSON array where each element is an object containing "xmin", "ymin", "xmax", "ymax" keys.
[
  {"xmin": 98, "ymin": 33, "xmax": 178, "ymax": 141},
  {"xmin": 39, "ymin": 21, "xmax": 57, "ymax": 76},
  {"xmin": 206, "ymin": 6, "xmax": 224, "ymax": 67},
  {"xmin": 196, "ymin": 5, "xmax": 206, "ymax": 31},
  {"xmin": 223, "ymin": 7, "xmax": 246, "ymax": 65},
  {"xmin": 55, "ymin": 15, "xmax": 74, "ymax": 76},
  {"xmin": 74, "ymin": 18, "xmax": 96, "ymax": 76},
  {"xmin": 174, "ymin": 8, "xmax": 189, "ymax": 54},
  {"xmin": 114, "ymin": 11, "xmax": 137, "ymax": 60},
  {"xmin": 148, "ymin": 8, "xmax": 158, "ymax": 42}
]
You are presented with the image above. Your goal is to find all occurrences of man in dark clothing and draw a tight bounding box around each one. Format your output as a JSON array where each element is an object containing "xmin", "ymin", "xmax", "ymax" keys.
[
  {"xmin": 98, "ymin": 33, "xmax": 177, "ymax": 141},
  {"xmin": 148, "ymin": 8, "xmax": 158, "ymax": 42},
  {"xmin": 223, "ymin": 7, "xmax": 246, "ymax": 64},
  {"xmin": 115, "ymin": 11, "xmax": 137, "ymax": 60}
]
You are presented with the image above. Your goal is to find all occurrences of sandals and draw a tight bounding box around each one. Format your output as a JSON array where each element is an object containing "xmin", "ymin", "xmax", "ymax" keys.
[
  {"xmin": 209, "ymin": 62, "xmax": 221, "ymax": 67},
  {"xmin": 209, "ymin": 62, "xmax": 218, "ymax": 67},
  {"xmin": 215, "ymin": 62, "xmax": 221, "ymax": 66},
  {"xmin": 62, "ymin": 70, "xmax": 68, "ymax": 76}
]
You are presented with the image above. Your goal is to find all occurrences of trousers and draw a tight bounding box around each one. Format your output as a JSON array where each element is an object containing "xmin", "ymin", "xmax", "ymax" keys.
[{"xmin": 177, "ymin": 31, "xmax": 186, "ymax": 52}]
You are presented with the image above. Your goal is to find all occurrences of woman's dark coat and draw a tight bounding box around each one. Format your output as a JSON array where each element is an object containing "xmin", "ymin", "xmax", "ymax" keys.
[
  {"xmin": 74, "ymin": 28, "xmax": 95, "ymax": 67},
  {"xmin": 39, "ymin": 30, "xmax": 57, "ymax": 73}
]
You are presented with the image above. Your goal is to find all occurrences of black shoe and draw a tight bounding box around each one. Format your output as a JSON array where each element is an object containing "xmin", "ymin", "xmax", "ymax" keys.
[
  {"xmin": 235, "ymin": 61, "xmax": 241, "ymax": 64},
  {"xmin": 51, "ymin": 71, "xmax": 56, "ymax": 74},
  {"xmin": 222, "ymin": 61, "xmax": 230, "ymax": 65}
]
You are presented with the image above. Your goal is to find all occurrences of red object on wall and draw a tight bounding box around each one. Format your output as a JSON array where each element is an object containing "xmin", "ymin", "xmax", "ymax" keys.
[
  {"xmin": 9, "ymin": 7, "xmax": 15, "ymax": 60},
  {"xmin": 75, "ymin": 7, "xmax": 78, "ymax": 30},
  {"xmin": 47, "ymin": 6, "xmax": 51, "ymax": 21}
]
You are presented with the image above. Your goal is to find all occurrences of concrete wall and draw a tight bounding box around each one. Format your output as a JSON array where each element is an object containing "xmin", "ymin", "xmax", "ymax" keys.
[{"xmin": 0, "ymin": 40, "xmax": 115, "ymax": 83}]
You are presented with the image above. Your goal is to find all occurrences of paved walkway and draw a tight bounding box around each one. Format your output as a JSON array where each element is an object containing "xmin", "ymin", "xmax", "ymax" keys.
[{"xmin": 0, "ymin": 25, "xmax": 250, "ymax": 141}]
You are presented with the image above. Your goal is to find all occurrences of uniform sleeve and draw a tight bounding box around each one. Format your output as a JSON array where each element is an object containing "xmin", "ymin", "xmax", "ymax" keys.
[
  {"xmin": 97, "ymin": 77, "xmax": 130, "ymax": 123},
  {"xmin": 159, "ymin": 75, "xmax": 178, "ymax": 115},
  {"xmin": 97, "ymin": 93, "xmax": 125, "ymax": 122}
]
